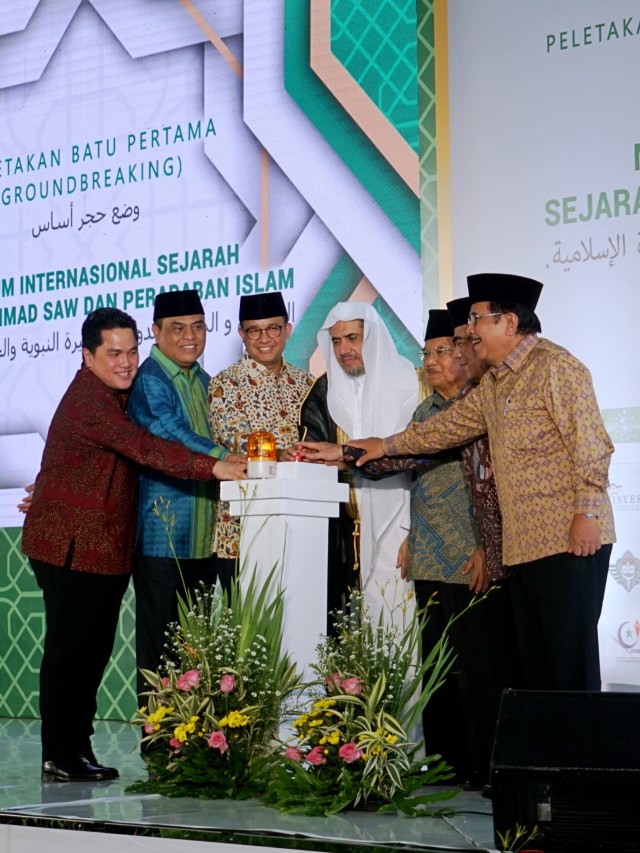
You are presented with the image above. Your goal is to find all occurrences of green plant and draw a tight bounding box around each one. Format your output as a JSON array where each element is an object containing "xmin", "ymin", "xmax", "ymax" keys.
[
  {"xmin": 263, "ymin": 591, "xmax": 477, "ymax": 816},
  {"xmin": 496, "ymin": 824, "xmax": 542, "ymax": 852},
  {"xmin": 127, "ymin": 499, "xmax": 301, "ymax": 799}
]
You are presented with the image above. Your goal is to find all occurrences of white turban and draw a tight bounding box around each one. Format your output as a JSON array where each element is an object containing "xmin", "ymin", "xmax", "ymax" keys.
[
  {"xmin": 317, "ymin": 301, "xmax": 419, "ymax": 438},
  {"xmin": 317, "ymin": 302, "xmax": 420, "ymax": 625}
]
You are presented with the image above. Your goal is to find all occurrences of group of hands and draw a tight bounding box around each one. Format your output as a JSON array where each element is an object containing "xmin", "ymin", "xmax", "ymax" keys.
[
  {"xmin": 222, "ymin": 437, "xmax": 384, "ymax": 480},
  {"xmin": 222, "ymin": 438, "xmax": 489, "ymax": 593},
  {"xmin": 17, "ymin": 438, "xmax": 383, "ymax": 507},
  {"xmin": 19, "ymin": 432, "xmax": 600, "ymax": 578},
  {"xmin": 280, "ymin": 438, "xmax": 382, "ymax": 467}
]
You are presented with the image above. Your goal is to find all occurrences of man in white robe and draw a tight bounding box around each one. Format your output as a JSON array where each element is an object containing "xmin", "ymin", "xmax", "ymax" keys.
[{"xmin": 288, "ymin": 302, "xmax": 422, "ymax": 628}]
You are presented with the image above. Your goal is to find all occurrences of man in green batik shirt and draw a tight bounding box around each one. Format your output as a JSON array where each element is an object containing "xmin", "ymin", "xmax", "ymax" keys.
[{"xmin": 128, "ymin": 290, "xmax": 245, "ymax": 716}]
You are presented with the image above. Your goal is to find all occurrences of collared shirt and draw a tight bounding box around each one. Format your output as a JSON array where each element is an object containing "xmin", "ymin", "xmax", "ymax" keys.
[
  {"xmin": 128, "ymin": 345, "xmax": 227, "ymax": 559},
  {"xmin": 151, "ymin": 346, "xmax": 214, "ymax": 452},
  {"xmin": 384, "ymin": 336, "xmax": 616, "ymax": 566},
  {"xmin": 405, "ymin": 392, "xmax": 480, "ymax": 583},
  {"xmin": 454, "ymin": 382, "xmax": 507, "ymax": 582},
  {"xmin": 22, "ymin": 367, "xmax": 215, "ymax": 575},
  {"xmin": 208, "ymin": 351, "xmax": 314, "ymax": 557}
]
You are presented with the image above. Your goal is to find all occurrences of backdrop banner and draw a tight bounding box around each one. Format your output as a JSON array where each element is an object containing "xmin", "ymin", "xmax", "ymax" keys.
[
  {"xmin": 0, "ymin": 0, "xmax": 426, "ymax": 719},
  {"xmin": 440, "ymin": 0, "xmax": 640, "ymax": 688}
]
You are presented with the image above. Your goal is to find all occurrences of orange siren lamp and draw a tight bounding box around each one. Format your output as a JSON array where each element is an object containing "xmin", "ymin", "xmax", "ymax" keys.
[{"xmin": 246, "ymin": 429, "xmax": 277, "ymax": 478}]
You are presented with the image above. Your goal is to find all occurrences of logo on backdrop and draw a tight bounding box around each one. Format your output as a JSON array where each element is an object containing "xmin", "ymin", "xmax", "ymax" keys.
[
  {"xmin": 608, "ymin": 483, "xmax": 640, "ymax": 512},
  {"xmin": 613, "ymin": 620, "xmax": 640, "ymax": 653},
  {"xmin": 609, "ymin": 551, "xmax": 640, "ymax": 592}
]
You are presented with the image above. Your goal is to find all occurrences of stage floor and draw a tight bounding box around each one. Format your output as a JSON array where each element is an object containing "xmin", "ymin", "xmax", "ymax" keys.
[{"xmin": 0, "ymin": 717, "xmax": 497, "ymax": 851}]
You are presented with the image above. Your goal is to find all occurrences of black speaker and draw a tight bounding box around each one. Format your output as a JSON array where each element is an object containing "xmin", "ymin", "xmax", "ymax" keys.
[{"xmin": 491, "ymin": 689, "xmax": 640, "ymax": 852}]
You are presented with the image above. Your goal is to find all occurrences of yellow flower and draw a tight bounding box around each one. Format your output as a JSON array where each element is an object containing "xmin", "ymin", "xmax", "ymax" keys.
[
  {"xmin": 146, "ymin": 704, "xmax": 174, "ymax": 725},
  {"xmin": 292, "ymin": 714, "xmax": 308, "ymax": 729},
  {"xmin": 308, "ymin": 718, "xmax": 323, "ymax": 728},
  {"xmin": 312, "ymin": 698, "xmax": 336, "ymax": 711},
  {"xmin": 139, "ymin": 706, "xmax": 147, "ymax": 714},
  {"xmin": 385, "ymin": 734, "xmax": 398, "ymax": 745},
  {"xmin": 219, "ymin": 710, "xmax": 251, "ymax": 728},
  {"xmin": 173, "ymin": 715, "xmax": 199, "ymax": 743},
  {"xmin": 320, "ymin": 730, "xmax": 340, "ymax": 746}
]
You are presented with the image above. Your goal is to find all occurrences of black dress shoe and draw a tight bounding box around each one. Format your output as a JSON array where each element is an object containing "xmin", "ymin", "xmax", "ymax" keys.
[
  {"xmin": 80, "ymin": 753, "xmax": 119, "ymax": 779},
  {"xmin": 41, "ymin": 757, "xmax": 114, "ymax": 782}
]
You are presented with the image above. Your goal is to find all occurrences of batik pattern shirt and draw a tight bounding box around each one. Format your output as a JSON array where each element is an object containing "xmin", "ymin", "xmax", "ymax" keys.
[
  {"xmin": 384, "ymin": 336, "xmax": 616, "ymax": 566},
  {"xmin": 128, "ymin": 345, "xmax": 227, "ymax": 559},
  {"xmin": 452, "ymin": 382, "xmax": 507, "ymax": 582},
  {"xmin": 461, "ymin": 434, "xmax": 505, "ymax": 582},
  {"xmin": 208, "ymin": 352, "xmax": 314, "ymax": 557},
  {"xmin": 404, "ymin": 392, "xmax": 480, "ymax": 583},
  {"xmin": 22, "ymin": 367, "xmax": 216, "ymax": 575}
]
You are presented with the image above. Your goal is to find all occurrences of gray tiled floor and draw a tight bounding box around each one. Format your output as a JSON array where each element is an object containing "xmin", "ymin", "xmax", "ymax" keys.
[{"xmin": 0, "ymin": 718, "xmax": 496, "ymax": 851}]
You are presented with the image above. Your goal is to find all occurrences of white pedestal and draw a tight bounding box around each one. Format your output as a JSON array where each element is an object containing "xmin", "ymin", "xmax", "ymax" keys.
[{"xmin": 220, "ymin": 462, "xmax": 348, "ymax": 680}]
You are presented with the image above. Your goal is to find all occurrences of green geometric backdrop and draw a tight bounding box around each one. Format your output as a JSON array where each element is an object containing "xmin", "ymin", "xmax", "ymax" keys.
[
  {"xmin": 286, "ymin": 0, "xmax": 434, "ymax": 369},
  {"xmin": 0, "ymin": 527, "xmax": 136, "ymax": 721},
  {"xmin": 331, "ymin": 0, "xmax": 420, "ymax": 154},
  {"xmin": 416, "ymin": 0, "xmax": 439, "ymax": 309}
]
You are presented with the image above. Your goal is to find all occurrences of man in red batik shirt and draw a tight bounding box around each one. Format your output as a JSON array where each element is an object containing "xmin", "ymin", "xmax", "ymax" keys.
[{"xmin": 22, "ymin": 308, "xmax": 245, "ymax": 783}]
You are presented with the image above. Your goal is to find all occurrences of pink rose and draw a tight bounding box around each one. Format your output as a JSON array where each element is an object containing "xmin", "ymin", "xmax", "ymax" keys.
[
  {"xmin": 155, "ymin": 676, "xmax": 170, "ymax": 691},
  {"xmin": 326, "ymin": 672, "xmax": 342, "ymax": 692},
  {"xmin": 306, "ymin": 746, "xmax": 326, "ymax": 766},
  {"xmin": 338, "ymin": 742, "xmax": 364, "ymax": 764},
  {"xmin": 341, "ymin": 676, "xmax": 362, "ymax": 696},
  {"xmin": 284, "ymin": 746, "xmax": 303, "ymax": 763},
  {"xmin": 144, "ymin": 723, "xmax": 155, "ymax": 734},
  {"xmin": 220, "ymin": 674, "xmax": 235, "ymax": 693},
  {"xmin": 208, "ymin": 730, "xmax": 229, "ymax": 753},
  {"xmin": 176, "ymin": 669, "xmax": 201, "ymax": 691},
  {"xmin": 169, "ymin": 737, "xmax": 182, "ymax": 755}
]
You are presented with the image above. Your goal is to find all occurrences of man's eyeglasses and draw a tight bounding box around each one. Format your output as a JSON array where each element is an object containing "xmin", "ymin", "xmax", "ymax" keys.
[
  {"xmin": 468, "ymin": 311, "xmax": 502, "ymax": 325},
  {"xmin": 420, "ymin": 346, "xmax": 454, "ymax": 359},
  {"xmin": 242, "ymin": 324, "xmax": 284, "ymax": 340}
]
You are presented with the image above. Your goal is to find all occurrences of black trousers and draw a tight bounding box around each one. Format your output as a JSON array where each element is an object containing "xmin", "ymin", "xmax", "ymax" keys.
[
  {"xmin": 133, "ymin": 551, "xmax": 233, "ymax": 703},
  {"xmin": 30, "ymin": 557, "xmax": 130, "ymax": 764},
  {"xmin": 415, "ymin": 579, "xmax": 520, "ymax": 782},
  {"xmin": 510, "ymin": 545, "xmax": 612, "ymax": 691}
]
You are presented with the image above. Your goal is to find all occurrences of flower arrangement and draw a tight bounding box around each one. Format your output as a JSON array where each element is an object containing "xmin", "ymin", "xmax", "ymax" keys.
[
  {"xmin": 127, "ymin": 501, "xmax": 302, "ymax": 799},
  {"xmin": 263, "ymin": 592, "xmax": 464, "ymax": 816},
  {"xmin": 128, "ymin": 499, "xmax": 476, "ymax": 815}
]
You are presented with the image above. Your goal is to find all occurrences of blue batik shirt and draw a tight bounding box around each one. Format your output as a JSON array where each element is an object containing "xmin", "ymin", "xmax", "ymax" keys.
[{"xmin": 128, "ymin": 345, "xmax": 227, "ymax": 558}]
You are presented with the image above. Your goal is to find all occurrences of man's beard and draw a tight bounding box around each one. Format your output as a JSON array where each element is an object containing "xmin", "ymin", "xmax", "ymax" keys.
[{"xmin": 343, "ymin": 365, "xmax": 365, "ymax": 378}]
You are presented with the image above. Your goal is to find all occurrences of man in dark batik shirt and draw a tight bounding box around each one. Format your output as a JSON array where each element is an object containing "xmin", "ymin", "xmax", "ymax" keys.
[
  {"xmin": 22, "ymin": 308, "xmax": 245, "ymax": 783},
  {"xmin": 448, "ymin": 296, "xmax": 522, "ymax": 739}
]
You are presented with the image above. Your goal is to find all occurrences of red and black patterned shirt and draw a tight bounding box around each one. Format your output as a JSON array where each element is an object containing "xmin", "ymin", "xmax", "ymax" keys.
[{"xmin": 22, "ymin": 366, "xmax": 216, "ymax": 575}]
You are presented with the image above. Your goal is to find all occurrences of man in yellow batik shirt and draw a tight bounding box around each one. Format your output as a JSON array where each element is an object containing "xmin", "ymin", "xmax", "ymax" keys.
[{"xmin": 344, "ymin": 273, "xmax": 616, "ymax": 693}]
